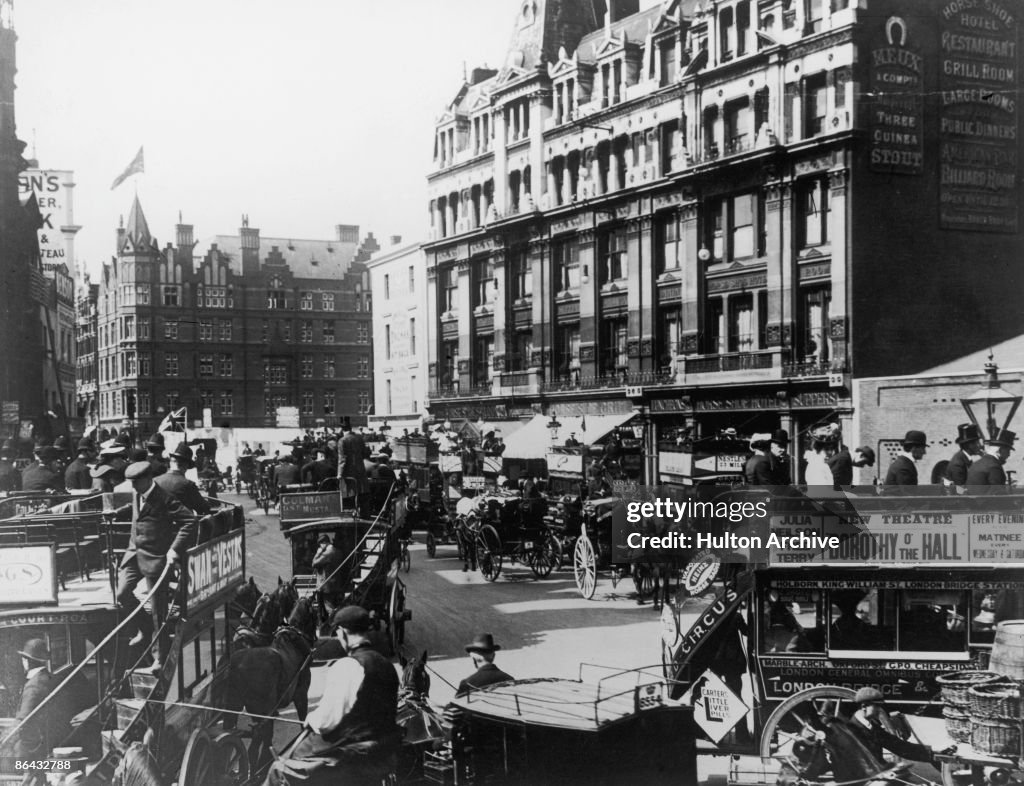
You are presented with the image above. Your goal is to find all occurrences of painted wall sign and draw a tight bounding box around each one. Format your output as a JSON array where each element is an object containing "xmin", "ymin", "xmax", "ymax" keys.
[
  {"xmin": 17, "ymin": 170, "xmax": 74, "ymax": 272},
  {"xmin": 870, "ymin": 18, "xmax": 924, "ymax": 173},
  {"xmin": 185, "ymin": 531, "xmax": 244, "ymax": 613},
  {"xmin": 939, "ymin": 0, "xmax": 1019, "ymax": 232}
]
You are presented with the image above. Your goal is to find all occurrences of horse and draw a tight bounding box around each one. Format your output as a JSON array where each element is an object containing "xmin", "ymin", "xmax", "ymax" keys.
[
  {"xmin": 395, "ymin": 650, "xmax": 445, "ymax": 781},
  {"xmin": 231, "ymin": 576, "xmax": 263, "ymax": 622},
  {"xmin": 224, "ymin": 595, "xmax": 316, "ymax": 774},
  {"xmin": 273, "ymin": 575, "xmax": 299, "ymax": 622},
  {"xmin": 232, "ymin": 592, "xmax": 281, "ymax": 650}
]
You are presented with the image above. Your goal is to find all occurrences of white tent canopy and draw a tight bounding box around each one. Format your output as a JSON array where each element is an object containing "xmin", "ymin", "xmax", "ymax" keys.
[{"xmin": 500, "ymin": 413, "xmax": 636, "ymax": 460}]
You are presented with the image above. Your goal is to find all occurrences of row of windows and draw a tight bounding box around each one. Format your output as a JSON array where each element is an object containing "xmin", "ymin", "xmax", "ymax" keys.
[
  {"xmin": 266, "ymin": 391, "xmax": 371, "ymax": 416},
  {"xmin": 101, "ymin": 318, "xmax": 369, "ymax": 345}
]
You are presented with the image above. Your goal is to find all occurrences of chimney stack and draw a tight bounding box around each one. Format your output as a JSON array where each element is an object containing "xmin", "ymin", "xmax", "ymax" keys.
[{"xmin": 390, "ymin": 235, "xmax": 402, "ymax": 246}]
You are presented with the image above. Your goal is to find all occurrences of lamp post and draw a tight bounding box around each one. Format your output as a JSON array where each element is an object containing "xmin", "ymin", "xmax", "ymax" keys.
[
  {"xmin": 548, "ymin": 412, "xmax": 562, "ymax": 444},
  {"xmin": 961, "ymin": 355, "xmax": 1021, "ymax": 439}
]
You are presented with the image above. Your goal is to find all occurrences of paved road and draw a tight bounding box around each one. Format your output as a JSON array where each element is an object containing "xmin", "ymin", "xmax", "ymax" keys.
[{"xmin": 227, "ymin": 491, "xmax": 736, "ymax": 783}]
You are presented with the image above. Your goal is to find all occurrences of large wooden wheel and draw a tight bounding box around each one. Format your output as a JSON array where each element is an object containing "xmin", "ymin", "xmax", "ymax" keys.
[
  {"xmin": 573, "ymin": 534, "xmax": 597, "ymax": 599},
  {"xmin": 528, "ymin": 535, "xmax": 555, "ymax": 579},
  {"xmin": 476, "ymin": 524, "xmax": 502, "ymax": 582},
  {"xmin": 179, "ymin": 728, "xmax": 216, "ymax": 786},
  {"xmin": 759, "ymin": 685, "xmax": 857, "ymax": 781},
  {"xmin": 213, "ymin": 731, "xmax": 250, "ymax": 786},
  {"xmin": 388, "ymin": 579, "xmax": 408, "ymax": 651},
  {"xmin": 426, "ymin": 531, "xmax": 437, "ymax": 558}
]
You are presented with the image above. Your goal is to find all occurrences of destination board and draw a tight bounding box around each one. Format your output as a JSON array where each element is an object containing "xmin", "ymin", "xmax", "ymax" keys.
[{"xmin": 279, "ymin": 492, "xmax": 342, "ymax": 529}]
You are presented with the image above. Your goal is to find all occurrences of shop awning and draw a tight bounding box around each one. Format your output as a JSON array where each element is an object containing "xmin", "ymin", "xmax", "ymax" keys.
[{"xmin": 501, "ymin": 412, "xmax": 636, "ymax": 460}]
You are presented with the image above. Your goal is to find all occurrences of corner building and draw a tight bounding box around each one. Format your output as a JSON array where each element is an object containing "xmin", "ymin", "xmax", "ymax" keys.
[{"xmin": 424, "ymin": 0, "xmax": 1021, "ymax": 478}]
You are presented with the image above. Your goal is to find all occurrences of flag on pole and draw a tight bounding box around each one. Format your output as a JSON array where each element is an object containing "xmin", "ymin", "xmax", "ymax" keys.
[
  {"xmin": 158, "ymin": 407, "xmax": 187, "ymax": 433},
  {"xmin": 110, "ymin": 146, "xmax": 144, "ymax": 190}
]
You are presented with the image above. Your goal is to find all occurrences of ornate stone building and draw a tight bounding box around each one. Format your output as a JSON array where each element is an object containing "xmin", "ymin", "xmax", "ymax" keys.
[
  {"xmin": 424, "ymin": 0, "xmax": 1021, "ymax": 480},
  {"xmin": 95, "ymin": 199, "xmax": 378, "ymax": 434}
]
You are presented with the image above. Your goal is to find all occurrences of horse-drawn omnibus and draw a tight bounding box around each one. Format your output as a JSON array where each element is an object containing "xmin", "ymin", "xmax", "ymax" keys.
[
  {"xmin": 0, "ymin": 491, "xmax": 249, "ymax": 785},
  {"xmin": 660, "ymin": 490, "xmax": 1024, "ymax": 786}
]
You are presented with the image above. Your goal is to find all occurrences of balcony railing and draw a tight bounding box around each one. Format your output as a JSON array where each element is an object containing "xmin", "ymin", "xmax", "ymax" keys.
[
  {"xmin": 500, "ymin": 371, "xmax": 532, "ymax": 388},
  {"xmin": 685, "ymin": 351, "xmax": 774, "ymax": 374},
  {"xmin": 784, "ymin": 358, "xmax": 841, "ymax": 378}
]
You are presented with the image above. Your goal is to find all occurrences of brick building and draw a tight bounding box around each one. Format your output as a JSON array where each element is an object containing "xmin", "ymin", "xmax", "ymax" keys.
[
  {"xmin": 424, "ymin": 0, "xmax": 1021, "ymax": 480},
  {"xmin": 95, "ymin": 198, "xmax": 378, "ymax": 434}
]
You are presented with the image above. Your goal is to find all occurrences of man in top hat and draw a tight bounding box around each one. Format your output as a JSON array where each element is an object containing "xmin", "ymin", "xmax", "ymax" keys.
[
  {"xmin": 267, "ymin": 605, "xmax": 399, "ymax": 786},
  {"xmin": 116, "ymin": 461, "xmax": 197, "ymax": 671},
  {"xmin": 944, "ymin": 423, "xmax": 983, "ymax": 492},
  {"xmin": 155, "ymin": 443, "xmax": 211, "ymax": 516},
  {"xmin": 563, "ymin": 432, "xmax": 581, "ymax": 448},
  {"xmin": 15, "ymin": 638, "xmax": 58, "ymax": 782},
  {"xmin": 145, "ymin": 433, "xmax": 168, "ymax": 478},
  {"xmin": 768, "ymin": 429, "xmax": 791, "ymax": 485},
  {"xmin": 0, "ymin": 438, "xmax": 21, "ymax": 492},
  {"xmin": 884, "ymin": 430, "xmax": 927, "ymax": 489},
  {"xmin": 64, "ymin": 439, "xmax": 95, "ymax": 491},
  {"xmin": 21, "ymin": 446, "xmax": 65, "ymax": 493},
  {"xmin": 338, "ymin": 418, "xmax": 368, "ymax": 501},
  {"xmin": 456, "ymin": 634, "xmax": 514, "ymax": 697},
  {"xmin": 966, "ymin": 428, "xmax": 1015, "ymax": 493}
]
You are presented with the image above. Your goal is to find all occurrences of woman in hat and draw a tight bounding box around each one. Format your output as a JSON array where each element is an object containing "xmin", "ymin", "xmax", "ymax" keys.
[
  {"xmin": 456, "ymin": 634, "xmax": 513, "ymax": 697},
  {"xmin": 804, "ymin": 424, "xmax": 839, "ymax": 487}
]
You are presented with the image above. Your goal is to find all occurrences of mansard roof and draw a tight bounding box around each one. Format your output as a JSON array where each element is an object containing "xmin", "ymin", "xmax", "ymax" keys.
[
  {"xmin": 575, "ymin": 5, "xmax": 662, "ymax": 62},
  {"xmin": 198, "ymin": 234, "xmax": 362, "ymax": 281}
]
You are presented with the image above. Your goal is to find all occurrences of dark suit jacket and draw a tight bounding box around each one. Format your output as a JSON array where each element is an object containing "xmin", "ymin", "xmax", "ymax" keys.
[
  {"xmin": 301, "ymin": 459, "xmax": 334, "ymax": 486},
  {"xmin": 340, "ymin": 432, "xmax": 368, "ymax": 491},
  {"xmin": 0, "ymin": 459, "xmax": 21, "ymax": 491},
  {"xmin": 155, "ymin": 469, "xmax": 211, "ymax": 515},
  {"xmin": 121, "ymin": 483, "xmax": 198, "ymax": 577},
  {"xmin": 15, "ymin": 669, "xmax": 57, "ymax": 758},
  {"xmin": 966, "ymin": 454, "xmax": 1007, "ymax": 491},
  {"xmin": 826, "ymin": 449, "xmax": 853, "ymax": 487},
  {"xmin": 456, "ymin": 663, "xmax": 514, "ymax": 697},
  {"xmin": 21, "ymin": 464, "xmax": 64, "ymax": 493},
  {"xmin": 744, "ymin": 454, "xmax": 775, "ymax": 485},
  {"xmin": 946, "ymin": 450, "xmax": 974, "ymax": 486},
  {"xmin": 64, "ymin": 457, "xmax": 93, "ymax": 491},
  {"xmin": 273, "ymin": 462, "xmax": 301, "ymax": 488},
  {"xmin": 884, "ymin": 455, "xmax": 918, "ymax": 487}
]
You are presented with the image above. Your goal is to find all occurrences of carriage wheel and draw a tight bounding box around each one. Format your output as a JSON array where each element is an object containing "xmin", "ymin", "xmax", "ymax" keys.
[
  {"xmin": 401, "ymin": 545, "xmax": 411, "ymax": 574},
  {"xmin": 758, "ymin": 685, "xmax": 857, "ymax": 781},
  {"xmin": 388, "ymin": 580, "xmax": 407, "ymax": 651},
  {"xmin": 179, "ymin": 728, "xmax": 216, "ymax": 786},
  {"xmin": 213, "ymin": 731, "xmax": 250, "ymax": 786},
  {"xmin": 547, "ymin": 532, "xmax": 564, "ymax": 570},
  {"xmin": 573, "ymin": 535, "xmax": 597, "ymax": 599},
  {"xmin": 426, "ymin": 532, "xmax": 437, "ymax": 558},
  {"xmin": 476, "ymin": 524, "xmax": 502, "ymax": 582},
  {"xmin": 529, "ymin": 541, "xmax": 555, "ymax": 579}
]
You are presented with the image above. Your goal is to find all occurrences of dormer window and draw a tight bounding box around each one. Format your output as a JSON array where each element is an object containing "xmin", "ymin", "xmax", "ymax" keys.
[
  {"xmin": 553, "ymin": 78, "xmax": 577, "ymax": 125},
  {"xmin": 600, "ymin": 59, "xmax": 623, "ymax": 107},
  {"xmin": 659, "ymin": 39, "xmax": 677, "ymax": 86}
]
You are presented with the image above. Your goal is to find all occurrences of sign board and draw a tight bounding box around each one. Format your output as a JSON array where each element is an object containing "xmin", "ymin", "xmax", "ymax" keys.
[
  {"xmin": 681, "ymin": 549, "xmax": 721, "ymax": 595},
  {"xmin": 659, "ymin": 450, "xmax": 692, "ymax": 480},
  {"xmin": 17, "ymin": 170, "xmax": 74, "ymax": 272},
  {"xmin": 203, "ymin": 408, "xmax": 213, "ymax": 429},
  {"xmin": 482, "ymin": 456, "xmax": 502, "ymax": 475},
  {"xmin": 463, "ymin": 475, "xmax": 487, "ymax": 490},
  {"xmin": 545, "ymin": 451, "xmax": 584, "ymax": 477},
  {"xmin": 279, "ymin": 492, "xmax": 341, "ymax": 529},
  {"xmin": 683, "ymin": 670, "xmax": 749, "ymax": 743},
  {"xmin": 766, "ymin": 511, "xmax": 1024, "ymax": 566},
  {"xmin": 276, "ymin": 406, "xmax": 300, "ymax": 429},
  {"xmin": 1, "ymin": 401, "xmax": 18, "ymax": 425},
  {"xmin": 439, "ymin": 454, "xmax": 462, "ymax": 474},
  {"xmin": 185, "ymin": 530, "xmax": 244, "ymax": 614},
  {"xmin": 0, "ymin": 545, "xmax": 58, "ymax": 606}
]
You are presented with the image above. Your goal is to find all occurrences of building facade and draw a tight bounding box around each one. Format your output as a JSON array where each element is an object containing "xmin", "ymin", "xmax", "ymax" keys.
[
  {"xmin": 424, "ymin": 0, "xmax": 1021, "ymax": 480},
  {"xmin": 367, "ymin": 238, "xmax": 430, "ymax": 432},
  {"xmin": 75, "ymin": 277, "xmax": 99, "ymax": 432},
  {"xmin": 95, "ymin": 198, "xmax": 378, "ymax": 435},
  {"xmin": 0, "ymin": 1, "xmax": 53, "ymax": 444}
]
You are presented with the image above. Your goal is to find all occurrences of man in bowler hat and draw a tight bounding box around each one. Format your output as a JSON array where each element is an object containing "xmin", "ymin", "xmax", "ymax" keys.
[
  {"xmin": 456, "ymin": 634, "xmax": 514, "ymax": 697},
  {"xmin": 944, "ymin": 423, "xmax": 983, "ymax": 492},
  {"xmin": 884, "ymin": 430, "xmax": 927, "ymax": 489},
  {"xmin": 116, "ymin": 461, "xmax": 197, "ymax": 670},
  {"xmin": 966, "ymin": 429, "xmax": 1015, "ymax": 493},
  {"xmin": 64, "ymin": 439, "xmax": 95, "ymax": 491},
  {"xmin": 15, "ymin": 639, "xmax": 57, "ymax": 780},
  {"xmin": 155, "ymin": 442, "xmax": 210, "ymax": 516},
  {"xmin": 146, "ymin": 433, "xmax": 168, "ymax": 477},
  {"xmin": 21, "ymin": 445, "xmax": 65, "ymax": 493}
]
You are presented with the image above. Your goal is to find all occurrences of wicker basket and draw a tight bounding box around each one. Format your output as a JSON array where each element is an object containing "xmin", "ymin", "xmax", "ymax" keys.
[
  {"xmin": 971, "ymin": 718, "xmax": 1020, "ymax": 756},
  {"xmin": 942, "ymin": 705, "xmax": 973, "ymax": 743},
  {"xmin": 936, "ymin": 670, "xmax": 1003, "ymax": 708},
  {"xmin": 969, "ymin": 681, "xmax": 1020, "ymax": 719}
]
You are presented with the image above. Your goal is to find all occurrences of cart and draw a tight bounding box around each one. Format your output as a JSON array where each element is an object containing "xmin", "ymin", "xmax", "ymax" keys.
[
  {"xmin": 279, "ymin": 487, "xmax": 411, "ymax": 654},
  {"xmin": 658, "ymin": 490, "xmax": 1024, "ymax": 786},
  {"xmin": 236, "ymin": 455, "xmax": 258, "ymax": 497},
  {"xmin": 0, "ymin": 494, "xmax": 250, "ymax": 786},
  {"xmin": 471, "ymin": 489, "xmax": 559, "ymax": 582},
  {"xmin": 253, "ymin": 456, "xmax": 279, "ymax": 514},
  {"xmin": 434, "ymin": 665, "xmax": 697, "ymax": 785}
]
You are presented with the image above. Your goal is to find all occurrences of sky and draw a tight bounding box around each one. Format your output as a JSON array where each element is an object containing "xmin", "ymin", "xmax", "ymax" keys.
[{"xmin": 14, "ymin": 1, "xmax": 661, "ymax": 279}]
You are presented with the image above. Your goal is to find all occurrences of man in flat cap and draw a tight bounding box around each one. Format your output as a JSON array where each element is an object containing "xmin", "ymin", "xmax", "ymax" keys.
[
  {"xmin": 883, "ymin": 430, "xmax": 927, "ymax": 490},
  {"xmin": 966, "ymin": 428, "xmax": 1016, "ymax": 493},
  {"xmin": 116, "ymin": 461, "xmax": 197, "ymax": 671},
  {"xmin": 456, "ymin": 634, "xmax": 514, "ymax": 697},
  {"xmin": 846, "ymin": 688, "xmax": 941, "ymax": 768},
  {"xmin": 21, "ymin": 445, "xmax": 65, "ymax": 493},
  {"xmin": 267, "ymin": 605, "xmax": 399, "ymax": 785}
]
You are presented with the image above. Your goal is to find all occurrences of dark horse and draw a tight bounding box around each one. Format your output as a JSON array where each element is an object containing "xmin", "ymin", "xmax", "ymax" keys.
[
  {"xmin": 233, "ymin": 592, "xmax": 281, "ymax": 650},
  {"xmin": 224, "ymin": 595, "xmax": 316, "ymax": 774},
  {"xmin": 231, "ymin": 576, "xmax": 263, "ymax": 621},
  {"xmin": 395, "ymin": 650, "xmax": 445, "ymax": 782}
]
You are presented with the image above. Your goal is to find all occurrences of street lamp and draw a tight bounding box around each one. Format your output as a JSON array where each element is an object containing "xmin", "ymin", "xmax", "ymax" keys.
[
  {"xmin": 548, "ymin": 411, "xmax": 562, "ymax": 444},
  {"xmin": 961, "ymin": 355, "xmax": 1021, "ymax": 439}
]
